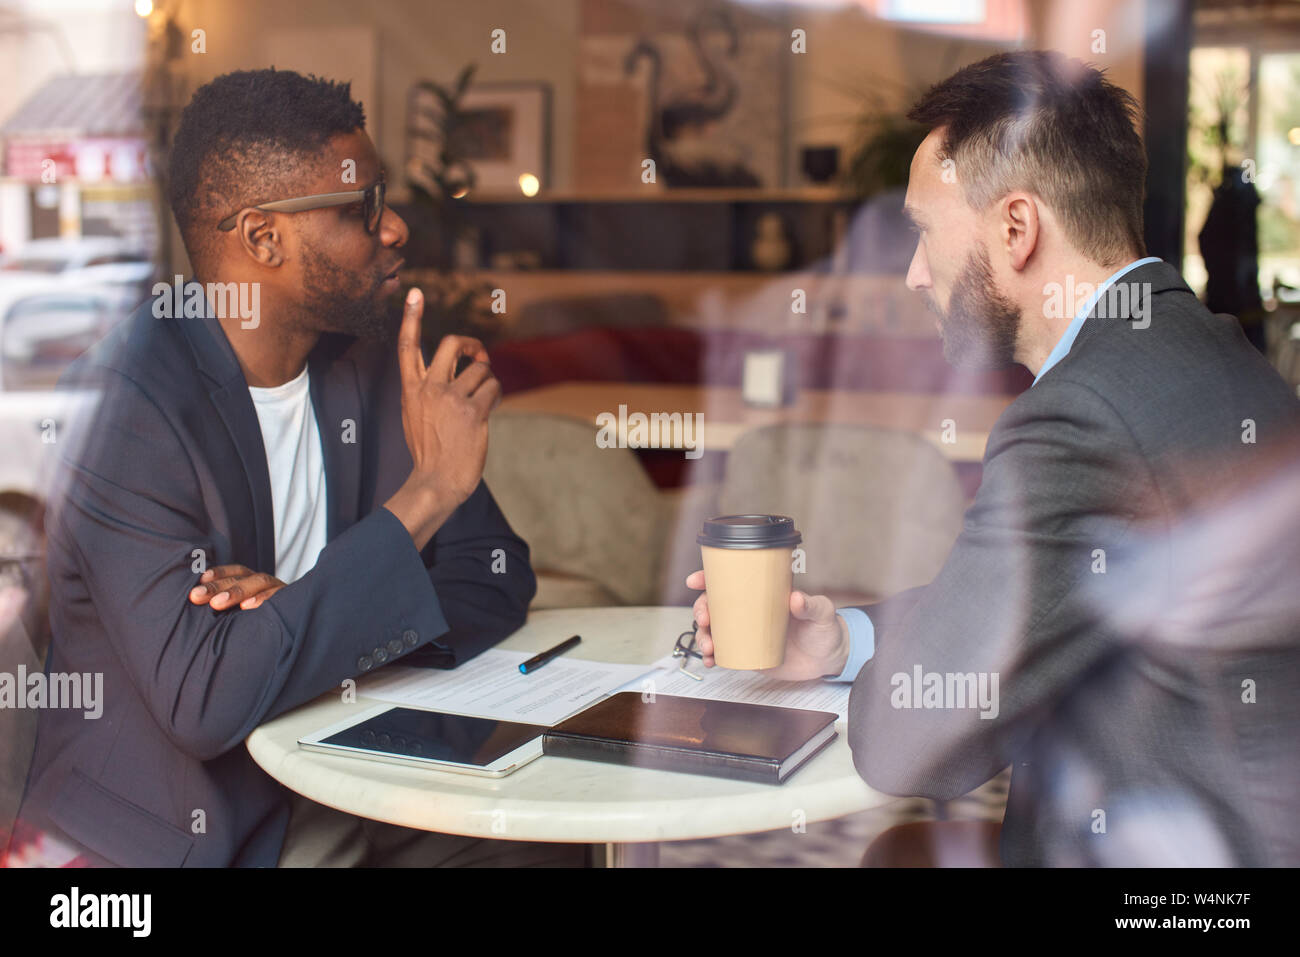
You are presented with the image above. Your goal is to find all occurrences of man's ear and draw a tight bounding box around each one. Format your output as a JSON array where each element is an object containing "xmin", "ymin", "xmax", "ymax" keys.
[
  {"xmin": 233, "ymin": 210, "xmax": 285, "ymax": 268},
  {"xmin": 1001, "ymin": 192, "xmax": 1039, "ymax": 272}
]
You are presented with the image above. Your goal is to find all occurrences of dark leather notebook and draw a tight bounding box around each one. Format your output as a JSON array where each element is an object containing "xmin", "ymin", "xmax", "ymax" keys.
[{"xmin": 542, "ymin": 692, "xmax": 838, "ymax": 785}]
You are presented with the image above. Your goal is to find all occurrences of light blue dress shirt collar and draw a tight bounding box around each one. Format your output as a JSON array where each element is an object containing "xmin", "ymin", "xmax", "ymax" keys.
[{"xmin": 1032, "ymin": 257, "xmax": 1162, "ymax": 385}]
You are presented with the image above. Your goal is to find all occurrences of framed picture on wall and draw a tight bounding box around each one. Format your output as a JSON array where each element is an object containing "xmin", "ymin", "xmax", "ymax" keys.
[
  {"xmin": 408, "ymin": 80, "xmax": 551, "ymax": 196},
  {"xmin": 576, "ymin": 3, "xmax": 789, "ymax": 191}
]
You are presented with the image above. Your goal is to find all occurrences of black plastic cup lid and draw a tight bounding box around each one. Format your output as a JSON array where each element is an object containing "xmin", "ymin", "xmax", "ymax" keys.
[{"xmin": 697, "ymin": 514, "xmax": 802, "ymax": 549}]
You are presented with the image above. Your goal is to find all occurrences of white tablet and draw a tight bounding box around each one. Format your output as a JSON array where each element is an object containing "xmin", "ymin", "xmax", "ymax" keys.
[{"xmin": 298, "ymin": 704, "xmax": 546, "ymax": 777}]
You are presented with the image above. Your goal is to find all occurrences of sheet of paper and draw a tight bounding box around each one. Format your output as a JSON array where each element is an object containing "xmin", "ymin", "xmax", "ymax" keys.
[
  {"xmin": 355, "ymin": 648, "xmax": 658, "ymax": 726},
  {"xmin": 619, "ymin": 654, "xmax": 852, "ymax": 720}
]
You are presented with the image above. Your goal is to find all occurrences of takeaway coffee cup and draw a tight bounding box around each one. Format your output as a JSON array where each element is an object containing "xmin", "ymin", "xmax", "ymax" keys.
[{"xmin": 697, "ymin": 515, "xmax": 802, "ymax": 670}]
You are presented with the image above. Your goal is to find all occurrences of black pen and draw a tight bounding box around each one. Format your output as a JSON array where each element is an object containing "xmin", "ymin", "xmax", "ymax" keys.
[{"xmin": 519, "ymin": 635, "xmax": 581, "ymax": 674}]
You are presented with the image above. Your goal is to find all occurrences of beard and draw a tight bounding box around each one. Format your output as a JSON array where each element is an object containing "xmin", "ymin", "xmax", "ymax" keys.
[
  {"xmin": 926, "ymin": 244, "xmax": 1021, "ymax": 369},
  {"xmin": 299, "ymin": 245, "xmax": 399, "ymax": 343}
]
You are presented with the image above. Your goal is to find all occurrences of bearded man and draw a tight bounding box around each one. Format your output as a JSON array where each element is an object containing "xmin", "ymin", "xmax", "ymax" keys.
[
  {"xmin": 688, "ymin": 51, "xmax": 1300, "ymax": 867},
  {"xmin": 10, "ymin": 69, "xmax": 583, "ymax": 868}
]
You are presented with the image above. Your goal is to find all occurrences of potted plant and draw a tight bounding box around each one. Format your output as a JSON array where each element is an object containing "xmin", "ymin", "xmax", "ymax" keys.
[{"xmin": 404, "ymin": 65, "xmax": 499, "ymax": 345}]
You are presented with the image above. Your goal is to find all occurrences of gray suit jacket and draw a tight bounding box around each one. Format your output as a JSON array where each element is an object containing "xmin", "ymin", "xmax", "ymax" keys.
[{"xmin": 847, "ymin": 260, "xmax": 1300, "ymax": 866}]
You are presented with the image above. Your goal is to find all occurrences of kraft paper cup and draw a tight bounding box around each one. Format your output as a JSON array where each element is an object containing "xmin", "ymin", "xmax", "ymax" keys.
[{"xmin": 698, "ymin": 515, "xmax": 802, "ymax": 670}]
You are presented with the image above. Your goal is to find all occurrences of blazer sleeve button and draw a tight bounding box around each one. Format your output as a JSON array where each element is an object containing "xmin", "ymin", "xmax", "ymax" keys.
[
  {"xmin": 357, "ymin": 655, "xmax": 373, "ymax": 672},
  {"xmin": 402, "ymin": 629, "xmax": 419, "ymax": 648}
]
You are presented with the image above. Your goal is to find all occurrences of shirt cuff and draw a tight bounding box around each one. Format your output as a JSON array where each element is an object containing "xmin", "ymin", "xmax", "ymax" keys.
[{"xmin": 826, "ymin": 608, "xmax": 875, "ymax": 682}]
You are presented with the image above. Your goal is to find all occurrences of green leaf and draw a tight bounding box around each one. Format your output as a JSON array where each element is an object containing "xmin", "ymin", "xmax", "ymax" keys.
[{"xmin": 455, "ymin": 64, "xmax": 476, "ymax": 98}]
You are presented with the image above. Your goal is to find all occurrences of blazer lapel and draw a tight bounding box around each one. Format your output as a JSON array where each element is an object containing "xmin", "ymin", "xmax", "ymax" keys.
[
  {"xmin": 176, "ymin": 294, "xmax": 366, "ymax": 566},
  {"xmin": 176, "ymin": 302, "xmax": 277, "ymax": 573},
  {"xmin": 308, "ymin": 335, "xmax": 364, "ymax": 539}
]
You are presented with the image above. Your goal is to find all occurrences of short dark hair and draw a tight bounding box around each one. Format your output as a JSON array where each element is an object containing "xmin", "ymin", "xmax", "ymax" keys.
[
  {"xmin": 907, "ymin": 51, "xmax": 1146, "ymax": 267},
  {"xmin": 167, "ymin": 68, "xmax": 366, "ymax": 270}
]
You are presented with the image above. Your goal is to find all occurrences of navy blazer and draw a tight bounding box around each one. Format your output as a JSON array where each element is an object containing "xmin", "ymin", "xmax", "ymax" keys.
[{"xmin": 18, "ymin": 296, "xmax": 536, "ymax": 866}]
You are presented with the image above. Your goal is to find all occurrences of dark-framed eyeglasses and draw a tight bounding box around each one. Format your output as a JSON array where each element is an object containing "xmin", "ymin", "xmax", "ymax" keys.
[
  {"xmin": 671, "ymin": 621, "xmax": 704, "ymax": 681},
  {"xmin": 216, "ymin": 180, "xmax": 386, "ymax": 234}
]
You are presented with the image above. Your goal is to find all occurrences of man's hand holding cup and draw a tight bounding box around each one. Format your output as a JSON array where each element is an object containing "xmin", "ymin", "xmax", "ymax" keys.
[{"xmin": 686, "ymin": 515, "xmax": 851, "ymax": 681}]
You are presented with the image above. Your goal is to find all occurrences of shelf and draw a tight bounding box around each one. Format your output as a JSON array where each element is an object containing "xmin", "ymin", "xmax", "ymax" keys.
[
  {"xmin": 460, "ymin": 186, "xmax": 858, "ymax": 204},
  {"xmin": 402, "ymin": 268, "xmax": 935, "ymax": 337}
]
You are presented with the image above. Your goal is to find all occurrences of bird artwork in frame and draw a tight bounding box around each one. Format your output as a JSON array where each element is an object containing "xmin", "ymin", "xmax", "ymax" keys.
[{"xmin": 577, "ymin": 1, "xmax": 787, "ymax": 191}]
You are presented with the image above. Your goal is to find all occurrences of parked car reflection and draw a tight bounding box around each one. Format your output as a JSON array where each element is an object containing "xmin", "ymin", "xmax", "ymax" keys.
[
  {"xmin": 0, "ymin": 237, "xmax": 153, "ymax": 286},
  {"xmin": 0, "ymin": 286, "xmax": 140, "ymax": 391}
]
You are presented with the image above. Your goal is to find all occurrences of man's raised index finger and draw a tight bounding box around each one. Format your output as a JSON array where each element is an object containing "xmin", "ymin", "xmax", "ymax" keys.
[{"xmin": 397, "ymin": 287, "xmax": 426, "ymax": 386}]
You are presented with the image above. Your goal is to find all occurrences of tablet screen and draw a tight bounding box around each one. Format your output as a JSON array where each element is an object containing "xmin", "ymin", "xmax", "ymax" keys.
[{"xmin": 319, "ymin": 707, "xmax": 546, "ymax": 767}]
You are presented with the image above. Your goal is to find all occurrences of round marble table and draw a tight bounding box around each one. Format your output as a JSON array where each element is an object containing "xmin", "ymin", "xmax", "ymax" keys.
[{"xmin": 246, "ymin": 606, "xmax": 893, "ymax": 866}]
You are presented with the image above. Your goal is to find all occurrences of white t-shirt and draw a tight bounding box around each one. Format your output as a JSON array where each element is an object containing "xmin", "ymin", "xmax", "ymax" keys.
[{"xmin": 247, "ymin": 365, "xmax": 328, "ymax": 583}]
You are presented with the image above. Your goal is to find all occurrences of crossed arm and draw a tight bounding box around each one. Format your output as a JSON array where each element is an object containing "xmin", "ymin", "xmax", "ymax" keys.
[{"xmin": 51, "ymin": 351, "xmax": 530, "ymax": 761}]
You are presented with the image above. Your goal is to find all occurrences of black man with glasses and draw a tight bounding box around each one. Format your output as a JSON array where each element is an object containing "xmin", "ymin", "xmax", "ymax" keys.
[{"xmin": 9, "ymin": 69, "xmax": 583, "ymax": 868}]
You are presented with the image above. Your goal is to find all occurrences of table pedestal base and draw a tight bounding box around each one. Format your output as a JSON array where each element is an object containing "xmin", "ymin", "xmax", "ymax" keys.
[{"xmin": 588, "ymin": 842, "xmax": 660, "ymax": 867}]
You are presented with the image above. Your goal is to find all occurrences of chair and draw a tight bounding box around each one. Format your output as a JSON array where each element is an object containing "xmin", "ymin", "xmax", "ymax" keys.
[
  {"xmin": 1272, "ymin": 312, "xmax": 1300, "ymax": 393},
  {"xmin": 860, "ymin": 820, "xmax": 1003, "ymax": 867},
  {"xmin": 483, "ymin": 412, "xmax": 667, "ymax": 608},
  {"xmin": 716, "ymin": 424, "xmax": 966, "ymax": 606},
  {"xmin": 0, "ymin": 494, "xmax": 49, "ymax": 855},
  {"xmin": 653, "ymin": 477, "xmax": 723, "ymax": 608}
]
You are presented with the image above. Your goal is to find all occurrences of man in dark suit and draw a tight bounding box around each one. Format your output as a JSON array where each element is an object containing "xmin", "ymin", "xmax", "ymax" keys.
[
  {"xmin": 688, "ymin": 51, "xmax": 1300, "ymax": 866},
  {"xmin": 9, "ymin": 69, "xmax": 579, "ymax": 867}
]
